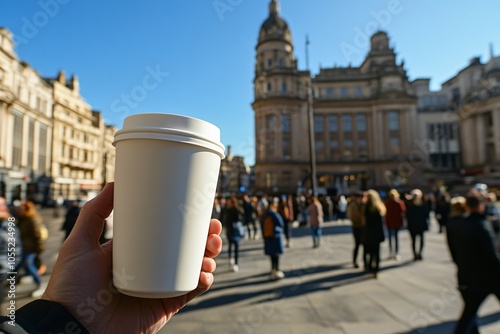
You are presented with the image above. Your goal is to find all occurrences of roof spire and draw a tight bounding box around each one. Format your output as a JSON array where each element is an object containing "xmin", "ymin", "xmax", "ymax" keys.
[{"xmin": 269, "ymin": 0, "xmax": 280, "ymax": 16}]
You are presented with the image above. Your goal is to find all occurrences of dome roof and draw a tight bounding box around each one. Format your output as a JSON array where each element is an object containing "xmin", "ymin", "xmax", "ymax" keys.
[{"xmin": 258, "ymin": 0, "xmax": 292, "ymax": 46}]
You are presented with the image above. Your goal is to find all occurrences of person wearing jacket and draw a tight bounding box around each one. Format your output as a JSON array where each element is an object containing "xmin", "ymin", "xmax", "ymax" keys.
[
  {"xmin": 363, "ymin": 190, "xmax": 386, "ymax": 279},
  {"xmin": 347, "ymin": 191, "xmax": 365, "ymax": 268},
  {"xmin": 446, "ymin": 195, "xmax": 500, "ymax": 334},
  {"xmin": 405, "ymin": 189, "xmax": 430, "ymax": 261},
  {"xmin": 307, "ymin": 197, "xmax": 324, "ymax": 248},
  {"xmin": 384, "ymin": 189, "xmax": 406, "ymax": 261},
  {"xmin": 15, "ymin": 201, "xmax": 45, "ymax": 295},
  {"xmin": 222, "ymin": 197, "xmax": 244, "ymax": 272},
  {"xmin": 263, "ymin": 198, "xmax": 285, "ymax": 280}
]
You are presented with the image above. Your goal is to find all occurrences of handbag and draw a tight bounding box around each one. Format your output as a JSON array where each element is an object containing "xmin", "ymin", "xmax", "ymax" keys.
[{"xmin": 232, "ymin": 221, "xmax": 246, "ymax": 239}]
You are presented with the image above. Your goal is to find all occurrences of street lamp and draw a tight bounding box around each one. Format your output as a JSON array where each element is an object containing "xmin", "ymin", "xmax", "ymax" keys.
[{"xmin": 305, "ymin": 34, "xmax": 318, "ymax": 196}]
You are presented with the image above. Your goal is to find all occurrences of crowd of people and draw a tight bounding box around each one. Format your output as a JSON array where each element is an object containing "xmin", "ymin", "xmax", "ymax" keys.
[{"xmin": 213, "ymin": 184, "xmax": 500, "ymax": 333}]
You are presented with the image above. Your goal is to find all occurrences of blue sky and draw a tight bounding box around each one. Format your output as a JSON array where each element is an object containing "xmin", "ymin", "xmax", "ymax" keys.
[{"xmin": 1, "ymin": 0, "xmax": 499, "ymax": 165}]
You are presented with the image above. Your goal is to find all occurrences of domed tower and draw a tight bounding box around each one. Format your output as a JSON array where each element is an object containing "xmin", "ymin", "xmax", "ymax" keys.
[{"xmin": 252, "ymin": 0, "xmax": 311, "ymax": 193}]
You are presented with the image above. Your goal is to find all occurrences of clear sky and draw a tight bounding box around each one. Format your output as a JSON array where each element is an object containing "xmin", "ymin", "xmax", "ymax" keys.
[{"xmin": 1, "ymin": 0, "xmax": 499, "ymax": 165}]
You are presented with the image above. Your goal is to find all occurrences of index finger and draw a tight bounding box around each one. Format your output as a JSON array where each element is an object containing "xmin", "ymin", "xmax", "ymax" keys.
[{"xmin": 208, "ymin": 219, "xmax": 222, "ymax": 236}]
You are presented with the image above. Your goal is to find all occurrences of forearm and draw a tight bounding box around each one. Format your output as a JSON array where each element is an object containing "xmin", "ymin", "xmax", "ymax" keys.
[{"xmin": 0, "ymin": 300, "xmax": 90, "ymax": 334}]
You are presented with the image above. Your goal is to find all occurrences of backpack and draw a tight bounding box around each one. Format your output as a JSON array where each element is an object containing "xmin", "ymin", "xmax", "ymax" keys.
[{"xmin": 263, "ymin": 214, "xmax": 275, "ymax": 238}]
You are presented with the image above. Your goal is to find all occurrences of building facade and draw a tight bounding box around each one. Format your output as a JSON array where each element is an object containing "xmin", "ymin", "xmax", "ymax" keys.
[
  {"xmin": 0, "ymin": 28, "xmax": 53, "ymax": 203},
  {"xmin": 412, "ymin": 78, "xmax": 462, "ymax": 187},
  {"xmin": 45, "ymin": 71, "xmax": 104, "ymax": 200},
  {"xmin": 454, "ymin": 54, "xmax": 500, "ymax": 185},
  {"xmin": 253, "ymin": 1, "xmax": 423, "ymax": 195},
  {"xmin": 0, "ymin": 27, "xmax": 116, "ymax": 203}
]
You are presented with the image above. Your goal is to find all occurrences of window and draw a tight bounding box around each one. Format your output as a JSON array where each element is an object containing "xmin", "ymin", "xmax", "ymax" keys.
[
  {"xmin": 12, "ymin": 110, "xmax": 23, "ymax": 167},
  {"xmin": 268, "ymin": 59, "xmax": 273, "ymax": 67},
  {"xmin": 27, "ymin": 118, "xmax": 35, "ymax": 167},
  {"xmin": 358, "ymin": 138, "xmax": 368, "ymax": 159},
  {"xmin": 328, "ymin": 115, "xmax": 338, "ymax": 132},
  {"xmin": 355, "ymin": 87, "xmax": 363, "ymax": 96},
  {"xmin": 423, "ymin": 96, "xmax": 430, "ymax": 107},
  {"xmin": 265, "ymin": 172, "xmax": 276, "ymax": 188},
  {"xmin": 341, "ymin": 87, "xmax": 349, "ymax": 97},
  {"xmin": 316, "ymin": 140, "xmax": 324, "ymax": 160},
  {"xmin": 277, "ymin": 58, "xmax": 283, "ymax": 67},
  {"xmin": 281, "ymin": 82, "xmax": 287, "ymax": 93},
  {"xmin": 314, "ymin": 115, "xmax": 324, "ymax": 133},
  {"xmin": 388, "ymin": 111, "xmax": 400, "ymax": 131},
  {"xmin": 326, "ymin": 88, "xmax": 334, "ymax": 97},
  {"xmin": 265, "ymin": 115, "xmax": 276, "ymax": 157},
  {"xmin": 342, "ymin": 114, "xmax": 352, "ymax": 132},
  {"xmin": 282, "ymin": 137, "xmax": 291, "ymax": 160},
  {"xmin": 343, "ymin": 139, "xmax": 353, "ymax": 160},
  {"xmin": 281, "ymin": 114, "xmax": 291, "ymax": 159},
  {"xmin": 267, "ymin": 82, "xmax": 272, "ymax": 92},
  {"xmin": 329, "ymin": 139, "xmax": 339, "ymax": 160},
  {"xmin": 281, "ymin": 114, "xmax": 290, "ymax": 133},
  {"xmin": 390, "ymin": 137, "xmax": 401, "ymax": 156},
  {"xmin": 38, "ymin": 124, "xmax": 48, "ymax": 172},
  {"xmin": 356, "ymin": 114, "xmax": 366, "ymax": 132}
]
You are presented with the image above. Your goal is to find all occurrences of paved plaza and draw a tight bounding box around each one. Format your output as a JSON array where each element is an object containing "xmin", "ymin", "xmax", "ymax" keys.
[{"xmin": 4, "ymin": 209, "xmax": 500, "ymax": 334}]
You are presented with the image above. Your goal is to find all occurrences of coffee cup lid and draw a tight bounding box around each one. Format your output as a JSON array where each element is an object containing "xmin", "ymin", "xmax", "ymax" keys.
[{"xmin": 113, "ymin": 113, "xmax": 225, "ymax": 158}]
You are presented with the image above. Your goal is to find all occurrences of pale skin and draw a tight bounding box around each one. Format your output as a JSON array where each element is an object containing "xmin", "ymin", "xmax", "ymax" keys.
[{"xmin": 42, "ymin": 183, "xmax": 223, "ymax": 333}]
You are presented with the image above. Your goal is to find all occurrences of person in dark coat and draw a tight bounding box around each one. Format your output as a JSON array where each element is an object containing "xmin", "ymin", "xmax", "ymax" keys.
[
  {"xmin": 363, "ymin": 190, "xmax": 386, "ymax": 279},
  {"xmin": 347, "ymin": 191, "xmax": 365, "ymax": 268},
  {"xmin": 263, "ymin": 198, "xmax": 285, "ymax": 280},
  {"xmin": 405, "ymin": 189, "xmax": 430, "ymax": 261},
  {"xmin": 446, "ymin": 195, "xmax": 500, "ymax": 334},
  {"xmin": 61, "ymin": 200, "xmax": 81, "ymax": 240},
  {"xmin": 222, "ymin": 197, "xmax": 244, "ymax": 272},
  {"xmin": 435, "ymin": 191, "xmax": 451, "ymax": 233}
]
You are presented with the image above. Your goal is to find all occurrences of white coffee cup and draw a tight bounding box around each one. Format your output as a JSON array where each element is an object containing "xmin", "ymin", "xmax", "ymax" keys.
[{"xmin": 112, "ymin": 113, "xmax": 225, "ymax": 298}]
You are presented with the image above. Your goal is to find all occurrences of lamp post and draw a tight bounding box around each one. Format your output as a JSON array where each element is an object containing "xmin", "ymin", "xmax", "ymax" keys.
[{"xmin": 306, "ymin": 34, "xmax": 318, "ymax": 196}]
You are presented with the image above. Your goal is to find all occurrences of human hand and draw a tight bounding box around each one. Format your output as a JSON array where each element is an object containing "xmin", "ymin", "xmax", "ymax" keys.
[{"xmin": 42, "ymin": 183, "xmax": 223, "ymax": 333}]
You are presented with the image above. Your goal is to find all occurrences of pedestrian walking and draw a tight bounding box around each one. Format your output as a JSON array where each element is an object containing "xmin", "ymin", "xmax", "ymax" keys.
[
  {"xmin": 242, "ymin": 195, "xmax": 258, "ymax": 240},
  {"xmin": 405, "ymin": 189, "xmax": 430, "ymax": 261},
  {"xmin": 435, "ymin": 190, "xmax": 451, "ymax": 233},
  {"xmin": 337, "ymin": 195, "xmax": 348, "ymax": 222},
  {"xmin": 446, "ymin": 195, "xmax": 500, "ymax": 334},
  {"xmin": 278, "ymin": 196, "xmax": 292, "ymax": 248},
  {"xmin": 363, "ymin": 190, "xmax": 386, "ymax": 279},
  {"xmin": 307, "ymin": 197, "xmax": 324, "ymax": 248},
  {"xmin": 384, "ymin": 189, "xmax": 406, "ymax": 261},
  {"xmin": 15, "ymin": 201, "xmax": 46, "ymax": 296},
  {"xmin": 263, "ymin": 198, "xmax": 285, "ymax": 280},
  {"xmin": 61, "ymin": 200, "xmax": 81, "ymax": 240},
  {"xmin": 222, "ymin": 197, "xmax": 245, "ymax": 272},
  {"xmin": 347, "ymin": 191, "xmax": 365, "ymax": 268}
]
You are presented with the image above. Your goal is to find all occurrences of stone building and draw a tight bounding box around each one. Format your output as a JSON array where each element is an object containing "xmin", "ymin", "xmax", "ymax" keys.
[
  {"xmin": 44, "ymin": 71, "xmax": 104, "ymax": 199},
  {"xmin": 103, "ymin": 124, "xmax": 117, "ymax": 185},
  {"xmin": 218, "ymin": 146, "xmax": 252, "ymax": 195},
  {"xmin": 452, "ymin": 54, "xmax": 500, "ymax": 185},
  {"xmin": 0, "ymin": 28, "xmax": 53, "ymax": 203},
  {"xmin": 412, "ymin": 78, "xmax": 461, "ymax": 187},
  {"xmin": 253, "ymin": 1, "xmax": 422, "ymax": 195}
]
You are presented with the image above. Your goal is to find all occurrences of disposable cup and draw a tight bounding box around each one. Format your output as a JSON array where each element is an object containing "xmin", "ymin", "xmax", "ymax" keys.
[{"xmin": 112, "ymin": 113, "xmax": 225, "ymax": 298}]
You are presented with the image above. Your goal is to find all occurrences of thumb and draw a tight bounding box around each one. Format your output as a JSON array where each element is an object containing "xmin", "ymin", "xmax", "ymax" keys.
[{"xmin": 69, "ymin": 182, "xmax": 114, "ymax": 249}]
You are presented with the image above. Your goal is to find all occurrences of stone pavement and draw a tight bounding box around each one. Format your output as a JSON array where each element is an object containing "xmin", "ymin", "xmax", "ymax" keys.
[
  {"xmin": 3, "ymin": 209, "xmax": 500, "ymax": 334},
  {"xmin": 163, "ymin": 219, "xmax": 500, "ymax": 334}
]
